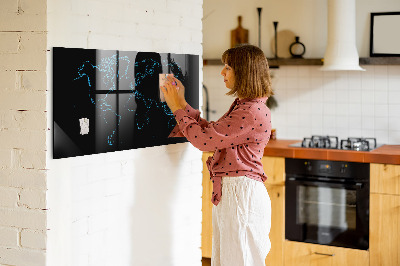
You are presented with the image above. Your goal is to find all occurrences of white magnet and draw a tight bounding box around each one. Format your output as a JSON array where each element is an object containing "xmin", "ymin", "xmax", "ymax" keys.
[{"xmin": 79, "ymin": 118, "xmax": 89, "ymax": 135}]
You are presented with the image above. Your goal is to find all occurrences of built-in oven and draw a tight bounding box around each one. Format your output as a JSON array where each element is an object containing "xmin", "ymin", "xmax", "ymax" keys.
[{"xmin": 285, "ymin": 158, "xmax": 370, "ymax": 250}]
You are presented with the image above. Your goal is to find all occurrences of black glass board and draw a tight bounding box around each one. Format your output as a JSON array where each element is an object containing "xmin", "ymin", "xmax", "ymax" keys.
[{"xmin": 53, "ymin": 47, "xmax": 199, "ymax": 159}]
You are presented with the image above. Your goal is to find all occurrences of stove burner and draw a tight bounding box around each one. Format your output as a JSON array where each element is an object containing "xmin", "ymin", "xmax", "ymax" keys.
[
  {"xmin": 301, "ymin": 135, "xmax": 339, "ymax": 149},
  {"xmin": 295, "ymin": 136, "xmax": 378, "ymax": 151},
  {"xmin": 340, "ymin": 137, "xmax": 377, "ymax": 151}
]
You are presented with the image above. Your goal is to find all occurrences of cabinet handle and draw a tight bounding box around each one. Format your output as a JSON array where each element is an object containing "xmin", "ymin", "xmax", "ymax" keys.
[{"xmin": 314, "ymin": 252, "xmax": 335, "ymax": 257}]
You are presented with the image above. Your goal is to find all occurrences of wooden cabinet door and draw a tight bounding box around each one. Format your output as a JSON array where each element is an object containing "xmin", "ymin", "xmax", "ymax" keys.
[
  {"xmin": 370, "ymin": 193, "xmax": 400, "ymax": 266},
  {"xmin": 370, "ymin": 163, "xmax": 400, "ymax": 195},
  {"xmin": 202, "ymin": 152, "xmax": 213, "ymax": 258},
  {"xmin": 284, "ymin": 241, "xmax": 369, "ymax": 266},
  {"xmin": 264, "ymin": 184, "xmax": 285, "ymax": 266},
  {"xmin": 262, "ymin": 156, "xmax": 285, "ymax": 186}
]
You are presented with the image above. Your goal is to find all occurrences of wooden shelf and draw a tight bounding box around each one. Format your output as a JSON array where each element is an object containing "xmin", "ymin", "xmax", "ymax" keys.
[
  {"xmin": 268, "ymin": 58, "xmax": 323, "ymax": 67},
  {"xmin": 359, "ymin": 57, "xmax": 400, "ymax": 65},
  {"xmin": 203, "ymin": 57, "xmax": 400, "ymax": 67},
  {"xmin": 203, "ymin": 58, "xmax": 323, "ymax": 67}
]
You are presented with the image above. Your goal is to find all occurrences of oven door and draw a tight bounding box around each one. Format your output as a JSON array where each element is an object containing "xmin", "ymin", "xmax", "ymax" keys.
[{"xmin": 285, "ymin": 177, "xmax": 369, "ymax": 250}]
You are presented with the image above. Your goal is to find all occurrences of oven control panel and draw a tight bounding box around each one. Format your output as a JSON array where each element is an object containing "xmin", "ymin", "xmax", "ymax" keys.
[{"xmin": 286, "ymin": 158, "xmax": 369, "ymax": 180}]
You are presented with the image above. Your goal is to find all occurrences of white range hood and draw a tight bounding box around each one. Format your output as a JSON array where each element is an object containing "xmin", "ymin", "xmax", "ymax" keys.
[{"xmin": 320, "ymin": 0, "xmax": 365, "ymax": 71}]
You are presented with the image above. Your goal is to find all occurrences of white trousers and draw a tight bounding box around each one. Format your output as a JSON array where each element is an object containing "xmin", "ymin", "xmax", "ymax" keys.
[{"xmin": 212, "ymin": 176, "xmax": 272, "ymax": 266}]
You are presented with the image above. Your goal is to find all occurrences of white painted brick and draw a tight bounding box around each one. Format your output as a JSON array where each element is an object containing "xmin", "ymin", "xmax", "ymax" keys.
[
  {"xmin": 0, "ymin": 187, "xmax": 19, "ymax": 208},
  {"xmin": 89, "ymin": 181, "xmax": 107, "ymax": 200},
  {"xmin": 0, "ymin": 51, "xmax": 46, "ymax": 71},
  {"xmin": 166, "ymin": 0, "xmax": 191, "ymax": 14},
  {"xmin": 19, "ymin": 189, "xmax": 46, "ymax": 209},
  {"xmin": 120, "ymin": 36, "xmax": 153, "ymax": 52},
  {"xmin": 16, "ymin": 70, "xmax": 47, "ymax": 91},
  {"xmin": 21, "ymin": 31, "xmax": 48, "ymax": 58},
  {"xmin": 105, "ymin": 178, "xmax": 123, "ymax": 196},
  {"xmin": 89, "ymin": 20, "xmax": 129, "ymax": 37},
  {"xmin": 190, "ymin": 159, "xmax": 203, "ymax": 174},
  {"xmin": 0, "ymin": 150, "xmax": 11, "ymax": 169},
  {"xmin": 152, "ymin": 11, "xmax": 181, "ymax": 27},
  {"xmin": 0, "ymin": 13, "xmax": 46, "ymax": 32},
  {"xmin": 179, "ymin": 41, "xmax": 202, "ymax": 55},
  {"xmin": 129, "ymin": 0, "xmax": 167, "ymax": 13},
  {"xmin": 135, "ymin": 24, "xmax": 170, "ymax": 41},
  {"xmin": 0, "ymin": 227, "xmax": 19, "ymax": 247},
  {"xmin": 0, "ymin": 71, "xmax": 16, "ymax": 90},
  {"xmin": 11, "ymin": 147, "xmax": 22, "ymax": 170},
  {"xmin": 88, "ymin": 211, "xmax": 109, "ymax": 233},
  {"xmin": 87, "ymin": 33, "xmax": 124, "ymax": 50},
  {"xmin": 0, "ymin": 110, "xmax": 47, "ymax": 131},
  {"xmin": 120, "ymin": 160, "xmax": 134, "ymax": 176},
  {"xmin": 87, "ymin": 164, "xmax": 108, "ymax": 183},
  {"xmin": 20, "ymin": 229, "xmax": 46, "ymax": 249},
  {"xmin": 0, "ymin": 33, "xmax": 47, "ymax": 71},
  {"xmin": 180, "ymin": 16, "xmax": 202, "ymax": 30},
  {"xmin": 105, "ymin": 162, "xmax": 122, "ymax": 179},
  {"xmin": 190, "ymin": 3, "xmax": 203, "ymax": 19},
  {"xmin": 71, "ymin": 218, "xmax": 88, "ymax": 237},
  {"xmin": 0, "ymin": 247, "xmax": 45, "ymax": 266},
  {"xmin": 0, "ymin": 33, "xmax": 20, "ymax": 54},
  {"xmin": 0, "ymin": 129, "xmax": 46, "ymax": 150},
  {"xmin": 0, "ymin": 0, "xmax": 18, "ymax": 13},
  {"xmin": 19, "ymin": 0, "xmax": 47, "ymax": 15},
  {"xmin": 0, "ymin": 90, "xmax": 46, "ymax": 111},
  {"xmin": 152, "ymin": 39, "xmax": 181, "ymax": 55},
  {"xmin": 191, "ymin": 31, "xmax": 203, "ymax": 44},
  {"xmin": 169, "ymin": 28, "xmax": 193, "ymax": 42},
  {"xmin": 0, "ymin": 208, "xmax": 46, "ymax": 230},
  {"xmin": 122, "ymin": 8, "xmax": 153, "ymax": 25},
  {"xmin": 0, "ymin": 169, "xmax": 47, "ymax": 189},
  {"xmin": 87, "ymin": 1, "xmax": 125, "ymax": 21},
  {"xmin": 20, "ymin": 150, "xmax": 46, "ymax": 170}
]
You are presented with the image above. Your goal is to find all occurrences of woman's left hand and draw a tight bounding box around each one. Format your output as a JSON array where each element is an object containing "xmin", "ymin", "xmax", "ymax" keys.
[{"xmin": 161, "ymin": 76, "xmax": 185, "ymax": 113}]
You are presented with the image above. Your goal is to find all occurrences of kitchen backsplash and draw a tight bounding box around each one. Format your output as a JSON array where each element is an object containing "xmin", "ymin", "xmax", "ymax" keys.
[{"xmin": 203, "ymin": 65, "xmax": 400, "ymax": 145}]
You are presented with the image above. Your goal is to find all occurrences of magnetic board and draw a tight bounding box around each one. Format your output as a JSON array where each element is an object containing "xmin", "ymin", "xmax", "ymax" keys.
[{"xmin": 53, "ymin": 47, "xmax": 199, "ymax": 159}]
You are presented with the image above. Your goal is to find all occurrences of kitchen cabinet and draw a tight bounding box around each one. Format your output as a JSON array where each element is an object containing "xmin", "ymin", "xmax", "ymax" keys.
[
  {"xmin": 261, "ymin": 156, "xmax": 285, "ymax": 266},
  {"xmin": 201, "ymin": 152, "xmax": 213, "ymax": 258},
  {"xmin": 370, "ymin": 163, "xmax": 400, "ymax": 266},
  {"xmin": 370, "ymin": 163, "xmax": 400, "ymax": 195},
  {"xmin": 284, "ymin": 241, "xmax": 369, "ymax": 266},
  {"xmin": 201, "ymin": 153, "xmax": 286, "ymax": 265}
]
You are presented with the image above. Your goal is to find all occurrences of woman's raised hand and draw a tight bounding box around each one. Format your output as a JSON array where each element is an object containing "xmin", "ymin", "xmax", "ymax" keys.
[
  {"xmin": 169, "ymin": 76, "xmax": 187, "ymax": 108},
  {"xmin": 161, "ymin": 75, "xmax": 186, "ymax": 113}
]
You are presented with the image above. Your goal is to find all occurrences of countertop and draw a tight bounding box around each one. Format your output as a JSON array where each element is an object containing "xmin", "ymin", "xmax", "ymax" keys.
[{"xmin": 263, "ymin": 139, "xmax": 400, "ymax": 165}]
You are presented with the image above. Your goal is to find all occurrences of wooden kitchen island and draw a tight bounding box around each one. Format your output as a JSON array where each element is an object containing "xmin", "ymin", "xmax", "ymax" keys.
[{"xmin": 201, "ymin": 140, "xmax": 400, "ymax": 266}]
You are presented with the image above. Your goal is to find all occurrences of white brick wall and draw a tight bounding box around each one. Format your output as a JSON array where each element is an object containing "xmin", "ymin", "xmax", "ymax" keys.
[
  {"xmin": 46, "ymin": 1, "xmax": 203, "ymax": 266},
  {"xmin": 0, "ymin": 0, "xmax": 48, "ymax": 265},
  {"xmin": 2, "ymin": 0, "xmax": 203, "ymax": 264}
]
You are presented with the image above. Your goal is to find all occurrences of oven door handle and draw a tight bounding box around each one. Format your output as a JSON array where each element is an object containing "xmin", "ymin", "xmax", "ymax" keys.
[{"xmin": 286, "ymin": 177, "xmax": 364, "ymax": 189}]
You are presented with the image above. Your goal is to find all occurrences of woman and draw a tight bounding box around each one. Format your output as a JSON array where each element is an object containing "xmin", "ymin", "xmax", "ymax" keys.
[{"xmin": 161, "ymin": 44, "xmax": 273, "ymax": 266}]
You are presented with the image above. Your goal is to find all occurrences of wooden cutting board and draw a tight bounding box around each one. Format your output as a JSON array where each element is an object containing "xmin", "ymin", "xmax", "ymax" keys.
[{"xmin": 231, "ymin": 16, "xmax": 249, "ymax": 48}]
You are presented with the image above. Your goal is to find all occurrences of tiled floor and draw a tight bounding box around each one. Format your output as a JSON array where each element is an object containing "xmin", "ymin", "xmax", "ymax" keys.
[{"xmin": 202, "ymin": 257, "xmax": 211, "ymax": 266}]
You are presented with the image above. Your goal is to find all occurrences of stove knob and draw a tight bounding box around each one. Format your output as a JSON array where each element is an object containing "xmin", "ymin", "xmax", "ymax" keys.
[
  {"xmin": 305, "ymin": 161, "xmax": 312, "ymax": 171},
  {"xmin": 340, "ymin": 164, "xmax": 347, "ymax": 174}
]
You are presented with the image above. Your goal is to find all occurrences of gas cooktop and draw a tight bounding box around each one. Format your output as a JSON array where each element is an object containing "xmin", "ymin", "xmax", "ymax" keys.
[{"xmin": 289, "ymin": 135, "xmax": 383, "ymax": 151}]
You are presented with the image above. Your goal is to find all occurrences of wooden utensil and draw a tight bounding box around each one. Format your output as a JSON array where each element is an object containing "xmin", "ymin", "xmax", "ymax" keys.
[{"xmin": 231, "ymin": 16, "xmax": 249, "ymax": 48}]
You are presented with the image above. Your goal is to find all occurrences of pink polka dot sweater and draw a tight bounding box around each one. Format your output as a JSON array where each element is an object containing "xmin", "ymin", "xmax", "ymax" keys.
[{"xmin": 169, "ymin": 97, "xmax": 272, "ymax": 206}]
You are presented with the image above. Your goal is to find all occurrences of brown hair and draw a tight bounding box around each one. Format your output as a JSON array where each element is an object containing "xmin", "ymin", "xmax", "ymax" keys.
[{"xmin": 221, "ymin": 44, "xmax": 273, "ymax": 99}]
